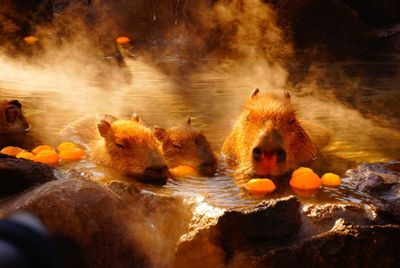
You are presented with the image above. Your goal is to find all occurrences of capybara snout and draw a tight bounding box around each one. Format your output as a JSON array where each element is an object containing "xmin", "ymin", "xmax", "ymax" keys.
[{"xmin": 222, "ymin": 89, "xmax": 317, "ymax": 177}]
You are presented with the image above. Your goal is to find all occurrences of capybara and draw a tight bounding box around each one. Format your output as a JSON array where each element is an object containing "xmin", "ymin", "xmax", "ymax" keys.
[
  {"xmin": 222, "ymin": 89, "xmax": 317, "ymax": 178},
  {"xmin": 0, "ymin": 99, "xmax": 30, "ymax": 147},
  {"xmin": 62, "ymin": 114, "xmax": 169, "ymax": 184},
  {"xmin": 154, "ymin": 117, "xmax": 217, "ymax": 176}
]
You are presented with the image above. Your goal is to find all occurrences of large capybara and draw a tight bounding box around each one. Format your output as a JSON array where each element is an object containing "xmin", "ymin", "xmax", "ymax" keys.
[
  {"xmin": 0, "ymin": 99, "xmax": 30, "ymax": 148},
  {"xmin": 154, "ymin": 117, "xmax": 217, "ymax": 176},
  {"xmin": 222, "ymin": 89, "xmax": 317, "ymax": 178},
  {"xmin": 62, "ymin": 114, "xmax": 169, "ymax": 184}
]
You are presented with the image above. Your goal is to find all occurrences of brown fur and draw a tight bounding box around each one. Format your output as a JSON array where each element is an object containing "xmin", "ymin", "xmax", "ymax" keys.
[
  {"xmin": 154, "ymin": 117, "xmax": 217, "ymax": 176},
  {"xmin": 62, "ymin": 114, "xmax": 168, "ymax": 184},
  {"xmin": 0, "ymin": 100, "xmax": 30, "ymax": 147},
  {"xmin": 222, "ymin": 90, "xmax": 317, "ymax": 177}
]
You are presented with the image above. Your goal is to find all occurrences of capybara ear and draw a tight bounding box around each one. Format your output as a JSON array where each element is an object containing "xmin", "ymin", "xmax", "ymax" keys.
[
  {"xmin": 186, "ymin": 116, "xmax": 192, "ymax": 126},
  {"xmin": 251, "ymin": 88, "xmax": 260, "ymax": 98},
  {"xmin": 153, "ymin": 126, "xmax": 167, "ymax": 142},
  {"xmin": 98, "ymin": 114, "xmax": 117, "ymax": 124},
  {"xmin": 8, "ymin": 100, "xmax": 22, "ymax": 109},
  {"xmin": 284, "ymin": 91, "xmax": 291, "ymax": 100},
  {"xmin": 131, "ymin": 113, "xmax": 141, "ymax": 123},
  {"xmin": 98, "ymin": 120, "xmax": 114, "ymax": 140}
]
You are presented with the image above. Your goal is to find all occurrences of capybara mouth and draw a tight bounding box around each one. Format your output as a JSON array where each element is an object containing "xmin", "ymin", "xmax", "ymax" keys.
[{"xmin": 131, "ymin": 165, "xmax": 170, "ymax": 185}]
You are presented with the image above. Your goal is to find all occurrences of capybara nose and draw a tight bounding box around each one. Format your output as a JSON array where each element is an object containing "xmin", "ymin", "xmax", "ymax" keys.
[
  {"xmin": 143, "ymin": 165, "xmax": 169, "ymax": 184},
  {"xmin": 252, "ymin": 147, "xmax": 287, "ymax": 163},
  {"xmin": 276, "ymin": 149, "xmax": 287, "ymax": 163},
  {"xmin": 252, "ymin": 147, "xmax": 263, "ymax": 161},
  {"xmin": 198, "ymin": 160, "xmax": 217, "ymax": 176}
]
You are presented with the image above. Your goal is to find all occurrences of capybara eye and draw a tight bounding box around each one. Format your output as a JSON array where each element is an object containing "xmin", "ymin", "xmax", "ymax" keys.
[
  {"xmin": 290, "ymin": 118, "xmax": 296, "ymax": 125},
  {"xmin": 172, "ymin": 143, "xmax": 182, "ymax": 149},
  {"xmin": 115, "ymin": 143, "xmax": 125, "ymax": 149}
]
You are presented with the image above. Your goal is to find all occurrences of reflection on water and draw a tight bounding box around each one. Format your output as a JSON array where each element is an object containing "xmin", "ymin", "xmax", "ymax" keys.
[{"xmin": 0, "ymin": 53, "xmax": 399, "ymax": 208}]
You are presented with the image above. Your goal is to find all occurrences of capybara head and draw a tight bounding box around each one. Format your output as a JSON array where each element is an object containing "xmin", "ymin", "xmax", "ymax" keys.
[
  {"xmin": 0, "ymin": 100, "xmax": 29, "ymax": 133},
  {"xmin": 154, "ymin": 117, "xmax": 217, "ymax": 176},
  {"xmin": 97, "ymin": 114, "xmax": 169, "ymax": 184},
  {"xmin": 0, "ymin": 100, "xmax": 30, "ymax": 147},
  {"xmin": 222, "ymin": 89, "xmax": 317, "ymax": 177}
]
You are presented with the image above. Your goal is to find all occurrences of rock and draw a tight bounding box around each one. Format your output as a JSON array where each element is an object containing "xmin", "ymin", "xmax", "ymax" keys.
[
  {"xmin": 174, "ymin": 196, "xmax": 302, "ymax": 268},
  {"xmin": 0, "ymin": 154, "xmax": 57, "ymax": 198},
  {"xmin": 301, "ymin": 203, "xmax": 379, "ymax": 237},
  {"xmin": 0, "ymin": 179, "xmax": 191, "ymax": 268},
  {"xmin": 346, "ymin": 161, "xmax": 400, "ymax": 222},
  {"xmin": 227, "ymin": 219, "xmax": 400, "ymax": 268}
]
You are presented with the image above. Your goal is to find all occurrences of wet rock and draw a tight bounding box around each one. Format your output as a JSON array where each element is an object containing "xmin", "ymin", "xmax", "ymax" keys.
[
  {"xmin": 0, "ymin": 154, "xmax": 57, "ymax": 198},
  {"xmin": 301, "ymin": 203, "xmax": 379, "ymax": 236},
  {"xmin": 227, "ymin": 219, "xmax": 400, "ymax": 268},
  {"xmin": 0, "ymin": 179, "xmax": 190, "ymax": 268},
  {"xmin": 346, "ymin": 161, "xmax": 400, "ymax": 222},
  {"xmin": 175, "ymin": 196, "xmax": 302, "ymax": 268}
]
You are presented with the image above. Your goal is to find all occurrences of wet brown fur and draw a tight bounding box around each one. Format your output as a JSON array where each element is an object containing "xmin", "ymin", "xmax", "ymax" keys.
[{"xmin": 222, "ymin": 90, "xmax": 317, "ymax": 177}]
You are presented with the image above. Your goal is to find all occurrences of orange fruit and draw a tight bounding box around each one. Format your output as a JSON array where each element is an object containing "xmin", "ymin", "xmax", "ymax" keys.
[
  {"xmin": 116, "ymin": 36, "xmax": 130, "ymax": 45},
  {"xmin": 169, "ymin": 165, "xmax": 197, "ymax": 177},
  {"xmin": 16, "ymin": 151, "xmax": 35, "ymax": 160},
  {"xmin": 23, "ymin": 36, "xmax": 39, "ymax": 44},
  {"xmin": 32, "ymin": 150, "xmax": 60, "ymax": 166},
  {"xmin": 290, "ymin": 167, "xmax": 321, "ymax": 190},
  {"xmin": 321, "ymin": 173, "xmax": 341, "ymax": 187},
  {"xmin": 1, "ymin": 146, "xmax": 26, "ymax": 156},
  {"xmin": 32, "ymin": 145, "xmax": 56, "ymax": 155},
  {"xmin": 246, "ymin": 178, "xmax": 276, "ymax": 195},
  {"xmin": 59, "ymin": 147, "xmax": 85, "ymax": 162},
  {"xmin": 57, "ymin": 142, "xmax": 79, "ymax": 152}
]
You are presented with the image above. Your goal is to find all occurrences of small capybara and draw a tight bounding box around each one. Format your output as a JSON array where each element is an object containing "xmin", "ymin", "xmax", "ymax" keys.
[
  {"xmin": 0, "ymin": 99, "xmax": 30, "ymax": 147},
  {"xmin": 154, "ymin": 117, "xmax": 217, "ymax": 176},
  {"xmin": 222, "ymin": 89, "xmax": 317, "ymax": 177},
  {"xmin": 62, "ymin": 114, "xmax": 169, "ymax": 184}
]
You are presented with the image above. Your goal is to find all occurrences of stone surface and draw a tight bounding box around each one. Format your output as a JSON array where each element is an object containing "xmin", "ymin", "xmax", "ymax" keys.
[
  {"xmin": 0, "ymin": 154, "xmax": 57, "ymax": 198},
  {"xmin": 174, "ymin": 196, "xmax": 302, "ymax": 268},
  {"xmin": 0, "ymin": 179, "xmax": 190, "ymax": 268},
  {"xmin": 227, "ymin": 219, "xmax": 400, "ymax": 268},
  {"xmin": 347, "ymin": 161, "xmax": 400, "ymax": 222}
]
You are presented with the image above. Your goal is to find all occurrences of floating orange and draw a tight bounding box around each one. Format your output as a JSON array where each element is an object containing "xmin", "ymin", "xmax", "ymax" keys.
[
  {"xmin": 321, "ymin": 173, "xmax": 341, "ymax": 187},
  {"xmin": 32, "ymin": 145, "xmax": 56, "ymax": 155},
  {"xmin": 59, "ymin": 147, "xmax": 85, "ymax": 162},
  {"xmin": 32, "ymin": 150, "xmax": 60, "ymax": 166},
  {"xmin": 1, "ymin": 146, "xmax": 26, "ymax": 156},
  {"xmin": 290, "ymin": 167, "xmax": 321, "ymax": 191},
  {"xmin": 57, "ymin": 142, "xmax": 79, "ymax": 152},
  {"xmin": 246, "ymin": 178, "xmax": 276, "ymax": 195},
  {"xmin": 23, "ymin": 36, "xmax": 39, "ymax": 44},
  {"xmin": 169, "ymin": 165, "xmax": 197, "ymax": 177},
  {"xmin": 116, "ymin": 36, "xmax": 130, "ymax": 45},
  {"xmin": 16, "ymin": 151, "xmax": 35, "ymax": 160}
]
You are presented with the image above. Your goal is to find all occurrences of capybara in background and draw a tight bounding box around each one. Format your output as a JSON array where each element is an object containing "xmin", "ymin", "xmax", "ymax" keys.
[
  {"xmin": 154, "ymin": 117, "xmax": 217, "ymax": 176},
  {"xmin": 222, "ymin": 89, "xmax": 317, "ymax": 178},
  {"xmin": 62, "ymin": 114, "xmax": 169, "ymax": 184},
  {"xmin": 0, "ymin": 99, "xmax": 30, "ymax": 147}
]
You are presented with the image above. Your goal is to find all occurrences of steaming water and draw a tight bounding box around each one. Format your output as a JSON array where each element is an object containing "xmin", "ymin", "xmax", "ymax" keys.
[{"xmin": 1, "ymin": 53, "xmax": 399, "ymax": 209}]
